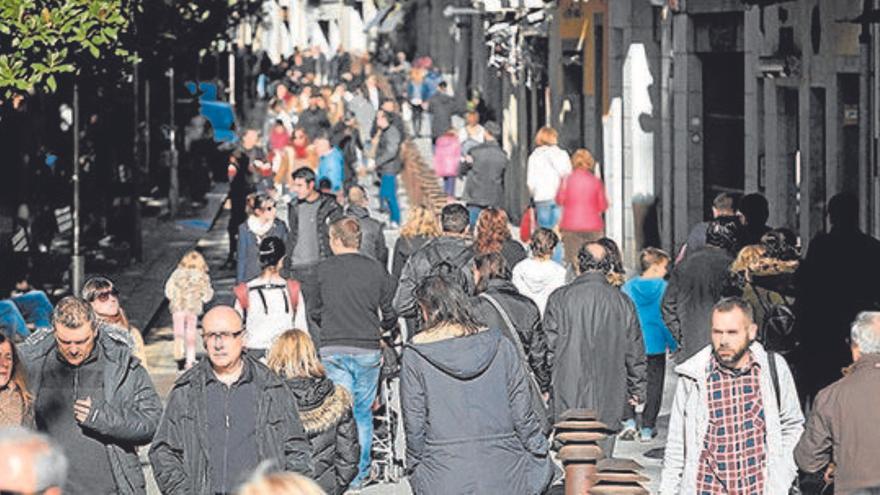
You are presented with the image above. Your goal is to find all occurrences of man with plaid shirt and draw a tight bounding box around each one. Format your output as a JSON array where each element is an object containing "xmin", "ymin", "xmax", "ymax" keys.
[{"xmin": 660, "ymin": 297, "xmax": 804, "ymax": 494}]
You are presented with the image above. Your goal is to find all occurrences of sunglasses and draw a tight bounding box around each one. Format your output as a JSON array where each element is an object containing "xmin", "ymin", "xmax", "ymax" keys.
[{"xmin": 89, "ymin": 287, "xmax": 119, "ymax": 302}]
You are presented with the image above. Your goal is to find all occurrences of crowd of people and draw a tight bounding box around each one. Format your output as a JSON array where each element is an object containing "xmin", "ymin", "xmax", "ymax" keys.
[{"xmin": 3, "ymin": 44, "xmax": 880, "ymax": 495}]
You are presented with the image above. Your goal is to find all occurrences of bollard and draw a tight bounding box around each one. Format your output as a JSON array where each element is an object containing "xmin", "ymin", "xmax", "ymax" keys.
[
  {"xmin": 589, "ymin": 458, "xmax": 650, "ymax": 494},
  {"xmin": 555, "ymin": 409, "xmax": 609, "ymax": 495}
]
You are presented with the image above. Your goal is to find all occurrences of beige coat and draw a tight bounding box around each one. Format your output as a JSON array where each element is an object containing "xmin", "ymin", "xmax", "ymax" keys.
[{"xmin": 164, "ymin": 267, "xmax": 214, "ymax": 315}]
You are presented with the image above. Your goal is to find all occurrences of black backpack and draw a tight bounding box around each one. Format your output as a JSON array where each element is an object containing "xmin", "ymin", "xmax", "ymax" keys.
[
  {"xmin": 424, "ymin": 244, "xmax": 475, "ymax": 294},
  {"xmin": 750, "ymin": 283, "xmax": 797, "ymax": 356}
]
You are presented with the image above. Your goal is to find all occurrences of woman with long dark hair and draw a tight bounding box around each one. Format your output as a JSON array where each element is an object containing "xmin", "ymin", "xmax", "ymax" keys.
[
  {"xmin": 0, "ymin": 333, "xmax": 33, "ymax": 427},
  {"xmin": 401, "ymin": 275, "xmax": 556, "ymax": 494},
  {"xmin": 82, "ymin": 276, "xmax": 148, "ymax": 367}
]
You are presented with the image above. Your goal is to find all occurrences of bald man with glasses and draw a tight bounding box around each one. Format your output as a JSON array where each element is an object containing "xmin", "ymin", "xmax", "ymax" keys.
[{"xmin": 150, "ymin": 306, "xmax": 312, "ymax": 495}]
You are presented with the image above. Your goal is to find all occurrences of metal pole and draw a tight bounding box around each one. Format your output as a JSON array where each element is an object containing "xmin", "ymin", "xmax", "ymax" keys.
[
  {"xmin": 145, "ymin": 79, "xmax": 151, "ymax": 176},
  {"xmin": 229, "ymin": 49, "xmax": 236, "ymax": 106},
  {"xmin": 72, "ymin": 81, "xmax": 84, "ymax": 296},
  {"xmin": 168, "ymin": 65, "xmax": 179, "ymax": 217},
  {"xmin": 132, "ymin": 55, "xmax": 144, "ymax": 261}
]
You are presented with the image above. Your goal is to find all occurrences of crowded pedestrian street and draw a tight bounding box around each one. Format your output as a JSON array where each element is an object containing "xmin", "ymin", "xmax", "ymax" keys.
[{"xmin": 4, "ymin": 1, "xmax": 880, "ymax": 495}]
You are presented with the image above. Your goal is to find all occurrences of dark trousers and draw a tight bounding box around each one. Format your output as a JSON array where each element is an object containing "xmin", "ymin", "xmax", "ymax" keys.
[
  {"xmin": 290, "ymin": 263, "xmax": 321, "ymax": 345},
  {"xmin": 624, "ymin": 353, "xmax": 666, "ymax": 429}
]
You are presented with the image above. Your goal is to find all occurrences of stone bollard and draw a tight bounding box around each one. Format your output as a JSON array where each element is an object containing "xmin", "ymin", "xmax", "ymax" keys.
[{"xmin": 555, "ymin": 409, "xmax": 609, "ymax": 495}]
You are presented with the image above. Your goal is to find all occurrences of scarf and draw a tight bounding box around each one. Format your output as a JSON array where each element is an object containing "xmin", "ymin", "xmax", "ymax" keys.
[{"xmin": 247, "ymin": 216, "xmax": 274, "ymax": 238}]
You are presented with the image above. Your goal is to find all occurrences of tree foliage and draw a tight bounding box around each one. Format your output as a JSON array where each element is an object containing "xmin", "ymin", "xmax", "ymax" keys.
[{"xmin": 0, "ymin": 0, "xmax": 132, "ymax": 95}]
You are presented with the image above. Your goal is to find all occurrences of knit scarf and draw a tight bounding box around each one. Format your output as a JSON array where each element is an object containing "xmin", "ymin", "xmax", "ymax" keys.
[{"xmin": 247, "ymin": 216, "xmax": 274, "ymax": 239}]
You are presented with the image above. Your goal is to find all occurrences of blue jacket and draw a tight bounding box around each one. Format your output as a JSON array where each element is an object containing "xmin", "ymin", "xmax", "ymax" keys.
[
  {"xmin": 622, "ymin": 277, "xmax": 678, "ymax": 356},
  {"xmin": 317, "ymin": 147, "xmax": 345, "ymax": 193}
]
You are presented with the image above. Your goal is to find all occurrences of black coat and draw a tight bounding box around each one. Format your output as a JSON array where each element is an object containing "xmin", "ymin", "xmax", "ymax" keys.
[
  {"xmin": 543, "ymin": 272, "xmax": 647, "ymax": 427},
  {"xmin": 21, "ymin": 325, "xmax": 161, "ymax": 495},
  {"xmin": 286, "ymin": 376, "xmax": 359, "ymax": 495},
  {"xmin": 427, "ymin": 92, "xmax": 459, "ymax": 140},
  {"xmin": 401, "ymin": 327, "xmax": 555, "ymax": 495},
  {"xmin": 345, "ymin": 205, "xmax": 388, "ymax": 268},
  {"xmin": 462, "ymin": 141, "xmax": 508, "ymax": 208},
  {"xmin": 662, "ymin": 246, "xmax": 736, "ymax": 362},
  {"xmin": 471, "ymin": 279, "xmax": 552, "ymax": 392},
  {"xmin": 299, "ymin": 107, "xmax": 331, "ymax": 139},
  {"xmin": 391, "ymin": 235, "xmax": 432, "ymax": 281},
  {"xmin": 374, "ymin": 124, "xmax": 402, "ymax": 176},
  {"xmin": 286, "ymin": 192, "xmax": 343, "ymax": 268},
  {"xmin": 149, "ymin": 354, "xmax": 312, "ymax": 494},
  {"xmin": 393, "ymin": 236, "xmax": 475, "ymax": 320}
]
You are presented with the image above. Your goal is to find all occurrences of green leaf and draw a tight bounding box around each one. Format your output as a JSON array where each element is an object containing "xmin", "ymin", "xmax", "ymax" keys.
[
  {"xmin": 46, "ymin": 75, "xmax": 56, "ymax": 92},
  {"xmin": 89, "ymin": 44, "xmax": 100, "ymax": 58}
]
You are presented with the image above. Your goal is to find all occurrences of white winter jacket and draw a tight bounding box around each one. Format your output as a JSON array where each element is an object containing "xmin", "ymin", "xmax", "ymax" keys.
[
  {"xmin": 526, "ymin": 145, "xmax": 572, "ymax": 203},
  {"xmin": 659, "ymin": 342, "xmax": 804, "ymax": 495},
  {"xmin": 511, "ymin": 258, "xmax": 567, "ymax": 316}
]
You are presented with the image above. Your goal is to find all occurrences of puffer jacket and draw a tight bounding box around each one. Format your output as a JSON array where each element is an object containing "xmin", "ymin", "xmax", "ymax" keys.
[
  {"xmin": 433, "ymin": 133, "xmax": 460, "ymax": 178},
  {"xmin": 659, "ymin": 343, "xmax": 804, "ymax": 494},
  {"xmin": 471, "ymin": 279, "xmax": 552, "ymax": 392},
  {"xmin": 401, "ymin": 326, "xmax": 556, "ymax": 495},
  {"xmin": 149, "ymin": 354, "xmax": 312, "ymax": 494},
  {"xmin": 20, "ymin": 325, "xmax": 162, "ymax": 495},
  {"xmin": 286, "ymin": 376, "xmax": 359, "ymax": 495},
  {"xmin": 375, "ymin": 124, "xmax": 402, "ymax": 176},
  {"xmin": 345, "ymin": 205, "xmax": 389, "ymax": 268}
]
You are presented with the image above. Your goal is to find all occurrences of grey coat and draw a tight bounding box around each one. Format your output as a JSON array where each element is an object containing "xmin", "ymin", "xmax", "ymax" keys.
[
  {"xmin": 461, "ymin": 141, "xmax": 507, "ymax": 208},
  {"xmin": 661, "ymin": 246, "xmax": 735, "ymax": 363},
  {"xmin": 20, "ymin": 325, "xmax": 162, "ymax": 495},
  {"xmin": 148, "ymin": 354, "xmax": 312, "ymax": 494},
  {"xmin": 401, "ymin": 326, "xmax": 555, "ymax": 495},
  {"xmin": 543, "ymin": 272, "xmax": 647, "ymax": 427},
  {"xmin": 393, "ymin": 236, "xmax": 475, "ymax": 320}
]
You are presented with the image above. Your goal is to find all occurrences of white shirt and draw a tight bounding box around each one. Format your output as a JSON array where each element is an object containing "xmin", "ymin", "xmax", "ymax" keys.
[{"xmin": 526, "ymin": 145, "xmax": 572, "ymax": 203}]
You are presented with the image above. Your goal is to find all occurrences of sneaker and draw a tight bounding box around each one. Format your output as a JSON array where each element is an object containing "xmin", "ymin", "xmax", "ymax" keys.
[
  {"xmin": 618, "ymin": 419, "xmax": 637, "ymax": 441},
  {"xmin": 640, "ymin": 427, "xmax": 654, "ymax": 443}
]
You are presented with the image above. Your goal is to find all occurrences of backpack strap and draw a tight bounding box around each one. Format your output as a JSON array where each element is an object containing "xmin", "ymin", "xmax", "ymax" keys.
[
  {"xmin": 234, "ymin": 283, "xmax": 249, "ymax": 312},
  {"xmin": 478, "ymin": 293, "xmax": 529, "ymax": 363},
  {"xmin": 767, "ymin": 351, "xmax": 781, "ymax": 410}
]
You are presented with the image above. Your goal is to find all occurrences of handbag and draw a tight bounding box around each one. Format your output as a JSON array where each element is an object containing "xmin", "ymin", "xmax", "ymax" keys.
[
  {"xmin": 519, "ymin": 200, "xmax": 536, "ymax": 242},
  {"xmin": 479, "ymin": 293, "xmax": 552, "ymax": 435}
]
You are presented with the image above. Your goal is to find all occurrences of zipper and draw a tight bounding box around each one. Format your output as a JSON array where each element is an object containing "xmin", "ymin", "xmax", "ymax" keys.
[
  {"xmin": 73, "ymin": 367, "xmax": 79, "ymax": 401},
  {"xmin": 222, "ymin": 384, "xmax": 231, "ymax": 494}
]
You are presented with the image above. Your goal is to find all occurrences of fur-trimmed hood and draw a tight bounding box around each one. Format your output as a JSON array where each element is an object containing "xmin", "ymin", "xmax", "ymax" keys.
[{"xmin": 286, "ymin": 376, "xmax": 352, "ymax": 434}]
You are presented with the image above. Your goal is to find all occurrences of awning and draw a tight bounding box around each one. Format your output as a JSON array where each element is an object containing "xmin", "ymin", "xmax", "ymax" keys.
[{"xmin": 364, "ymin": 3, "xmax": 395, "ymax": 32}]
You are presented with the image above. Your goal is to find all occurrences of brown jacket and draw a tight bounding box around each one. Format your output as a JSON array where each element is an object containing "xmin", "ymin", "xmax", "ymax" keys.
[{"xmin": 794, "ymin": 354, "xmax": 880, "ymax": 494}]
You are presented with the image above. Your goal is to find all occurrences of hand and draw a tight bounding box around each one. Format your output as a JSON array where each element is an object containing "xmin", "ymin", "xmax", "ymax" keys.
[
  {"xmin": 824, "ymin": 463, "xmax": 836, "ymax": 484},
  {"xmin": 74, "ymin": 397, "xmax": 92, "ymax": 424},
  {"xmin": 541, "ymin": 392, "xmax": 550, "ymax": 403}
]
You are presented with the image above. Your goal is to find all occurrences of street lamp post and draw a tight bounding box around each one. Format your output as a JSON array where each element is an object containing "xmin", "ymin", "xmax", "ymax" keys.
[
  {"xmin": 167, "ymin": 65, "xmax": 179, "ymax": 217},
  {"xmin": 72, "ymin": 81, "xmax": 84, "ymax": 296}
]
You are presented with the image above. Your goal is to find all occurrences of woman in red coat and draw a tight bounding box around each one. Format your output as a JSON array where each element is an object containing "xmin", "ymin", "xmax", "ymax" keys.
[{"xmin": 556, "ymin": 148, "xmax": 609, "ymax": 267}]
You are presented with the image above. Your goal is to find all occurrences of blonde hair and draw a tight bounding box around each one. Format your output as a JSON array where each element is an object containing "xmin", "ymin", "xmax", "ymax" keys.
[
  {"xmin": 237, "ymin": 471, "xmax": 326, "ymax": 495},
  {"xmin": 178, "ymin": 250, "xmax": 209, "ymax": 273},
  {"xmin": 266, "ymin": 329, "xmax": 326, "ymax": 379},
  {"xmin": 571, "ymin": 148, "xmax": 596, "ymax": 172},
  {"xmin": 400, "ymin": 205, "xmax": 441, "ymax": 240},
  {"xmin": 534, "ymin": 126, "xmax": 558, "ymax": 147}
]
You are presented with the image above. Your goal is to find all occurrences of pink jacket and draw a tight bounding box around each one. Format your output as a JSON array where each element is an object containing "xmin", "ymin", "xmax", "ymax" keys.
[
  {"xmin": 433, "ymin": 134, "xmax": 461, "ymax": 178},
  {"xmin": 556, "ymin": 169, "xmax": 608, "ymax": 232}
]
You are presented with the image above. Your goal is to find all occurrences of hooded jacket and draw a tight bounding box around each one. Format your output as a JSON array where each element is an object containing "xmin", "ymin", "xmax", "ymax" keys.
[
  {"xmin": 511, "ymin": 258, "xmax": 567, "ymax": 316},
  {"xmin": 286, "ymin": 376, "xmax": 359, "ymax": 495},
  {"xmin": 622, "ymin": 277, "xmax": 678, "ymax": 356},
  {"xmin": 393, "ymin": 236, "xmax": 475, "ymax": 321},
  {"xmin": 543, "ymin": 272, "xmax": 647, "ymax": 426},
  {"xmin": 401, "ymin": 326, "xmax": 556, "ymax": 495},
  {"xmin": 471, "ymin": 279, "xmax": 551, "ymax": 392},
  {"xmin": 659, "ymin": 343, "xmax": 804, "ymax": 495},
  {"xmin": 20, "ymin": 325, "xmax": 162, "ymax": 495},
  {"xmin": 148, "ymin": 354, "xmax": 312, "ymax": 494},
  {"xmin": 662, "ymin": 246, "xmax": 736, "ymax": 363},
  {"xmin": 345, "ymin": 205, "xmax": 388, "ymax": 267}
]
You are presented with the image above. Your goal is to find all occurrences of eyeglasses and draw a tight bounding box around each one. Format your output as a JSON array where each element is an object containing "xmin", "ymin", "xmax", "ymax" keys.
[
  {"xmin": 202, "ymin": 329, "xmax": 245, "ymax": 343},
  {"xmin": 89, "ymin": 287, "xmax": 119, "ymax": 302}
]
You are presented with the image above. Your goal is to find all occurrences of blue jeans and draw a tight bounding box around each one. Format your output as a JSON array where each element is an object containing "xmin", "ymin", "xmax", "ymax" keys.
[
  {"xmin": 535, "ymin": 201, "xmax": 561, "ymax": 229},
  {"xmin": 0, "ymin": 291, "xmax": 53, "ymax": 339},
  {"xmin": 323, "ymin": 350, "xmax": 382, "ymax": 486},
  {"xmin": 379, "ymin": 174, "xmax": 401, "ymax": 224},
  {"xmin": 442, "ymin": 177, "xmax": 456, "ymax": 197},
  {"xmin": 468, "ymin": 205, "xmax": 484, "ymax": 227}
]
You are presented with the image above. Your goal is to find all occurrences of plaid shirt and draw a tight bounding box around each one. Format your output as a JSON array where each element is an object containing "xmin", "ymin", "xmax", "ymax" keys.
[{"xmin": 695, "ymin": 354, "xmax": 767, "ymax": 494}]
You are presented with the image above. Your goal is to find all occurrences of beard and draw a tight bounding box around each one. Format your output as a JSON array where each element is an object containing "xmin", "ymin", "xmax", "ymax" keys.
[{"xmin": 712, "ymin": 339, "xmax": 752, "ymax": 369}]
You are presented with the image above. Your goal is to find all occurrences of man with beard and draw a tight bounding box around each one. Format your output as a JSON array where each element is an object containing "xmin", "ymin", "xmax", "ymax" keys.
[{"xmin": 660, "ymin": 297, "xmax": 804, "ymax": 495}]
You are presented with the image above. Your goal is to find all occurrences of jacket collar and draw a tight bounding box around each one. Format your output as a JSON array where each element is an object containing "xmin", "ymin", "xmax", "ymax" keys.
[
  {"xmin": 675, "ymin": 341, "xmax": 771, "ymax": 381},
  {"xmin": 174, "ymin": 352, "xmax": 281, "ymax": 392},
  {"xmin": 851, "ymin": 353, "xmax": 880, "ymax": 372},
  {"xmin": 571, "ymin": 271, "xmax": 609, "ymax": 286},
  {"xmin": 484, "ymin": 278, "xmax": 518, "ymax": 294},
  {"xmin": 345, "ymin": 205, "xmax": 370, "ymax": 219}
]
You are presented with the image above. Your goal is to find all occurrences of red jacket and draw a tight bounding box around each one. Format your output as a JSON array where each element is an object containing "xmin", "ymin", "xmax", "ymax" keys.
[{"xmin": 556, "ymin": 169, "xmax": 608, "ymax": 232}]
